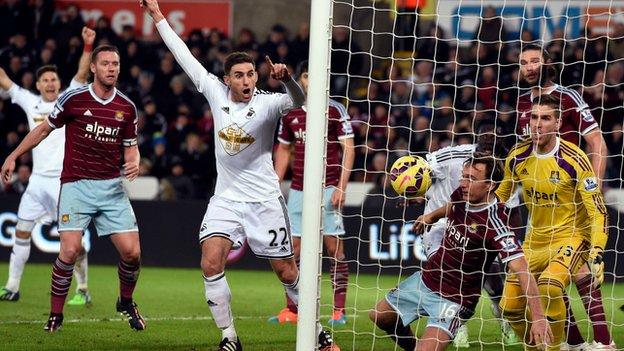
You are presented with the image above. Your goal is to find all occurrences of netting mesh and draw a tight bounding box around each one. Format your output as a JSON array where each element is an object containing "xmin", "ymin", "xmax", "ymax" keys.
[{"xmin": 315, "ymin": 1, "xmax": 624, "ymax": 349}]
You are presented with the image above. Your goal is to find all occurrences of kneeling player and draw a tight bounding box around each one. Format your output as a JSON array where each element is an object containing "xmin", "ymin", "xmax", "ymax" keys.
[{"xmin": 370, "ymin": 154, "xmax": 552, "ymax": 351}]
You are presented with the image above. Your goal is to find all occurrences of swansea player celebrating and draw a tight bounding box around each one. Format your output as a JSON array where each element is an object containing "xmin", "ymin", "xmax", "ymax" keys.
[
  {"xmin": 270, "ymin": 60, "xmax": 355, "ymax": 326},
  {"xmin": 1, "ymin": 45, "xmax": 145, "ymax": 333},
  {"xmin": 370, "ymin": 153, "xmax": 552, "ymax": 351},
  {"xmin": 0, "ymin": 27, "xmax": 95, "ymax": 305},
  {"xmin": 142, "ymin": 1, "xmax": 338, "ymax": 350},
  {"xmin": 516, "ymin": 44, "xmax": 613, "ymax": 350},
  {"xmin": 497, "ymin": 95, "xmax": 610, "ymax": 350}
]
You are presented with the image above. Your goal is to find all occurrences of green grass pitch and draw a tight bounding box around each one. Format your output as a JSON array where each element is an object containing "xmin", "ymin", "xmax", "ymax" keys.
[{"xmin": 0, "ymin": 264, "xmax": 622, "ymax": 350}]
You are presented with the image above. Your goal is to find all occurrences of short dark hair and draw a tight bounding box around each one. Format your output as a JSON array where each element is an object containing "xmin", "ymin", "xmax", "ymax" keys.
[
  {"xmin": 91, "ymin": 45, "xmax": 120, "ymax": 63},
  {"xmin": 464, "ymin": 151, "xmax": 504, "ymax": 187},
  {"xmin": 532, "ymin": 94, "xmax": 561, "ymax": 116},
  {"xmin": 296, "ymin": 60, "xmax": 308, "ymax": 78},
  {"xmin": 36, "ymin": 65, "xmax": 58, "ymax": 80},
  {"xmin": 224, "ymin": 52, "xmax": 255, "ymax": 75}
]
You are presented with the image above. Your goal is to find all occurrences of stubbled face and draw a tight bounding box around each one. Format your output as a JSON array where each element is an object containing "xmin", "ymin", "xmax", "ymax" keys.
[
  {"xmin": 530, "ymin": 103, "xmax": 560, "ymax": 149},
  {"xmin": 519, "ymin": 49, "xmax": 544, "ymax": 86},
  {"xmin": 224, "ymin": 62, "xmax": 257, "ymax": 102},
  {"xmin": 459, "ymin": 163, "xmax": 492, "ymax": 205},
  {"xmin": 36, "ymin": 71, "xmax": 61, "ymax": 102},
  {"xmin": 91, "ymin": 51, "xmax": 120, "ymax": 89}
]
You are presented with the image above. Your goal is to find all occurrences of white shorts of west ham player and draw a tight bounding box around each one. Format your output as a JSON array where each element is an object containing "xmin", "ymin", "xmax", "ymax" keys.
[
  {"xmin": 17, "ymin": 174, "xmax": 60, "ymax": 225},
  {"xmin": 198, "ymin": 195, "xmax": 294, "ymax": 259},
  {"xmin": 423, "ymin": 219, "xmax": 446, "ymax": 259}
]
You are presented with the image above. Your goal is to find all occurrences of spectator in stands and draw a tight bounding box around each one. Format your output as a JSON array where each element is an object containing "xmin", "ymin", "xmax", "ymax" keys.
[
  {"xmin": 330, "ymin": 26, "xmax": 363, "ymax": 96},
  {"xmin": 149, "ymin": 135, "xmax": 172, "ymax": 179},
  {"xmin": 165, "ymin": 158, "xmax": 195, "ymax": 200},
  {"xmin": 261, "ymin": 24, "xmax": 288, "ymax": 60},
  {"xmin": 180, "ymin": 133, "xmax": 215, "ymax": 199},
  {"xmin": 290, "ymin": 23, "xmax": 310, "ymax": 64},
  {"xmin": 142, "ymin": 96, "xmax": 168, "ymax": 148}
]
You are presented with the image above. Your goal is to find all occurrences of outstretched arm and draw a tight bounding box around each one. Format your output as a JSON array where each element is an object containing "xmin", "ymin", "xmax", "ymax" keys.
[
  {"xmin": 142, "ymin": 0, "xmax": 212, "ymax": 92},
  {"xmin": 73, "ymin": 27, "xmax": 96, "ymax": 84},
  {"xmin": 1, "ymin": 121, "xmax": 54, "ymax": 182},
  {"xmin": 265, "ymin": 56, "xmax": 305, "ymax": 109},
  {"xmin": 0, "ymin": 67, "xmax": 15, "ymax": 91}
]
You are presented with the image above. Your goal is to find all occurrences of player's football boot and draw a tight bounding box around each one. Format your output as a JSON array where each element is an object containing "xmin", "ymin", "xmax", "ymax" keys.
[
  {"xmin": 590, "ymin": 341, "xmax": 617, "ymax": 350},
  {"xmin": 218, "ymin": 337, "xmax": 242, "ymax": 351},
  {"xmin": 319, "ymin": 329, "xmax": 341, "ymax": 351},
  {"xmin": 43, "ymin": 313, "xmax": 63, "ymax": 332},
  {"xmin": 67, "ymin": 289, "xmax": 92, "ymax": 306},
  {"xmin": 116, "ymin": 298, "xmax": 146, "ymax": 331},
  {"xmin": 0, "ymin": 287, "xmax": 19, "ymax": 301},
  {"xmin": 327, "ymin": 310, "xmax": 347, "ymax": 326},
  {"xmin": 452, "ymin": 324, "xmax": 470, "ymax": 348},
  {"xmin": 267, "ymin": 307, "xmax": 298, "ymax": 324},
  {"xmin": 501, "ymin": 321, "xmax": 519, "ymax": 345},
  {"xmin": 560, "ymin": 342, "xmax": 589, "ymax": 350}
]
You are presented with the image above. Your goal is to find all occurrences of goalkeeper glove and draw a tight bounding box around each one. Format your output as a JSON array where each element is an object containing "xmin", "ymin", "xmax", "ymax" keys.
[{"xmin": 587, "ymin": 247, "xmax": 604, "ymax": 287}]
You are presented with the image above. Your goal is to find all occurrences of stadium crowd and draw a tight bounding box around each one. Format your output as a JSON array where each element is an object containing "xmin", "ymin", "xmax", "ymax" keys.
[{"xmin": 1, "ymin": 1, "xmax": 623, "ymax": 200}]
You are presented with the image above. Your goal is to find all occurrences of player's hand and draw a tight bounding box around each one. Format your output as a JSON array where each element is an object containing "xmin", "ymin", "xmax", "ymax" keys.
[
  {"xmin": 140, "ymin": 0, "xmax": 165, "ymax": 22},
  {"xmin": 265, "ymin": 56, "xmax": 291, "ymax": 82},
  {"xmin": 587, "ymin": 247, "xmax": 605, "ymax": 288},
  {"xmin": 413, "ymin": 213, "xmax": 432, "ymax": 234},
  {"xmin": 1, "ymin": 157, "xmax": 16, "ymax": 184},
  {"xmin": 124, "ymin": 161, "xmax": 140, "ymax": 182},
  {"xmin": 331, "ymin": 187, "xmax": 345, "ymax": 208},
  {"xmin": 529, "ymin": 317, "xmax": 553, "ymax": 350},
  {"xmin": 81, "ymin": 27, "xmax": 96, "ymax": 46}
]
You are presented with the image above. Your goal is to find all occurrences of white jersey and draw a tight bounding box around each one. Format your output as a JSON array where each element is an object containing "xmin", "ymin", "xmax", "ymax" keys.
[
  {"xmin": 424, "ymin": 143, "xmax": 476, "ymax": 215},
  {"xmin": 3, "ymin": 79, "xmax": 83, "ymax": 177},
  {"xmin": 156, "ymin": 20, "xmax": 296, "ymax": 202}
]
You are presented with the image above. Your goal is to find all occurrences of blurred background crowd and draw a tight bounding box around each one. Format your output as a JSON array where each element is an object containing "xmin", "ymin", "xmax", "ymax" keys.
[{"xmin": 0, "ymin": 0, "xmax": 623, "ymax": 200}]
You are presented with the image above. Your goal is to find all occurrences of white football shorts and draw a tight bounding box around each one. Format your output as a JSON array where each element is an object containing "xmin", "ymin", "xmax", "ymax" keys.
[
  {"xmin": 17, "ymin": 174, "xmax": 60, "ymax": 224},
  {"xmin": 199, "ymin": 195, "xmax": 294, "ymax": 259}
]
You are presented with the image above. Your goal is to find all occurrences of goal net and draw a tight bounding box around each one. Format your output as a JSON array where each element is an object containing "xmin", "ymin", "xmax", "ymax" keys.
[{"xmin": 300, "ymin": 0, "xmax": 624, "ymax": 350}]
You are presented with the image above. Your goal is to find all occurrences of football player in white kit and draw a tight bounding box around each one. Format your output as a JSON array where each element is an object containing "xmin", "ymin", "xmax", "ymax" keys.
[
  {"xmin": 141, "ymin": 1, "xmax": 339, "ymax": 350},
  {"xmin": 0, "ymin": 27, "xmax": 96, "ymax": 304},
  {"xmin": 421, "ymin": 120, "xmax": 518, "ymax": 348}
]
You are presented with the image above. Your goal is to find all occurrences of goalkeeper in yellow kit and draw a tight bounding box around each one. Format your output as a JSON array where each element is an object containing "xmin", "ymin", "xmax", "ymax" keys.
[{"xmin": 497, "ymin": 94, "xmax": 609, "ymax": 351}]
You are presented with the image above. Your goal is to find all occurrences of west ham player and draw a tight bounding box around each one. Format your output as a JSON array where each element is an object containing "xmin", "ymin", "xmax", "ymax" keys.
[
  {"xmin": 1, "ymin": 45, "xmax": 145, "ymax": 333},
  {"xmin": 420, "ymin": 121, "xmax": 517, "ymax": 347},
  {"xmin": 497, "ymin": 95, "xmax": 610, "ymax": 351},
  {"xmin": 0, "ymin": 27, "xmax": 95, "ymax": 304},
  {"xmin": 516, "ymin": 44, "xmax": 612, "ymax": 350},
  {"xmin": 270, "ymin": 60, "xmax": 355, "ymax": 326},
  {"xmin": 370, "ymin": 154, "xmax": 552, "ymax": 351},
  {"xmin": 142, "ymin": 1, "xmax": 337, "ymax": 350}
]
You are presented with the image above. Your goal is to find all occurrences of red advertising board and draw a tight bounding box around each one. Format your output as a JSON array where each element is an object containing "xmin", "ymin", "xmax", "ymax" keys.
[{"xmin": 57, "ymin": 0, "xmax": 231, "ymax": 37}]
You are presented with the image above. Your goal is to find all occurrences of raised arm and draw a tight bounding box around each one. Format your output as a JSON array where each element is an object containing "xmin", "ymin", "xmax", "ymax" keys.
[
  {"xmin": 142, "ymin": 0, "xmax": 212, "ymax": 92},
  {"xmin": 1, "ymin": 121, "xmax": 54, "ymax": 182},
  {"xmin": 0, "ymin": 67, "xmax": 15, "ymax": 91},
  {"xmin": 73, "ymin": 27, "xmax": 96, "ymax": 84},
  {"xmin": 507, "ymin": 257, "xmax": 553, "ymax": 347},
  {"xmin": 265, "ymin": 56, "xmax": 305, "ymax": 109}
]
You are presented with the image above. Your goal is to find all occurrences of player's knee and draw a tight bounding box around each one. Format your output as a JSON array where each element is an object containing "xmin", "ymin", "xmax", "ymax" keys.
[
  {"xmin": 15, "ymin": 220, "xmax": 35, "ymax": 237},
  {"xmin": 119, "ymin": 246, "xmax": 141, "ymax": 265},
  {"xmin": 274, "ymin": 260, "xmax": 298, "ymax": 284},
  {"xmin": 60, "ymin": 244, "xmax": 82, "ymax": 263},
  {"xmin": 201, "ymin": 256, "xmax": 224, "ymax": 277},
  {"xmin": 369, "ymin": 301, "xmax": 397, "ymax": 329},
  {"xmin": 538, "ymin": 282, "xmax": 565, "ymax": 319},
  {"xmin": 500, "ymin": 298, "xmax": 525, "ymax": 322}
]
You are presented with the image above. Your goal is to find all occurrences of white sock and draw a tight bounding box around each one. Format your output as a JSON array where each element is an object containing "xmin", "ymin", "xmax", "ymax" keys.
[
  {"xmin": 283, "ymin": 274, "xmax": 299, "ymax": 306},
  {"xmin": 6, "ymin": 237, "xmax": 31, "ymax": 292},
  {"xmin": 203, "ymin": 272, "xmax": 235, "ymax": 338},
  {"xmin": 74, "ymin": 251, "xmax": 89, "ymax": 291}
]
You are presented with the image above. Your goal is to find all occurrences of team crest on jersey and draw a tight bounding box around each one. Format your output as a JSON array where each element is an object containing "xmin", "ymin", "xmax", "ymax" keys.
[
  {"xmin": 500, "ymin": 237, "xmax": 518, "ymax": 252},
  {"xmin": 114, "ymin": 111, "xmax": 124, "ymax": 121},
  {"xmin": 221, "ymin": 106, "xmax": 230, "ymax": 114},
  {"xmin": 549, "ymin": 171, "xmax": 561, "ymax": 184},
  {"xmin": 61, "ymin": 214, "xmax": 70, "ymax": 223},
  {"xmin": 246, "ymin": 107, "xmax": 255, "ymax": 119},
  {"xmin": 583, "ymin": 177, "xmax": 598, "ymax": 191},
  {"xmin": 218, "ymin": 123, "xmax": 255, "ymax": 155},
  {"xmin": 467, "ymin": 223, "xmax": 478, "ymax": 234}
]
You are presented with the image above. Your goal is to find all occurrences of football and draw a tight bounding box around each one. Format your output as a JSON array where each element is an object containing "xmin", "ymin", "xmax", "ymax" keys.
[{"xmin": 389, "ymin": 155, "xmax": 432, "ymax": 198}]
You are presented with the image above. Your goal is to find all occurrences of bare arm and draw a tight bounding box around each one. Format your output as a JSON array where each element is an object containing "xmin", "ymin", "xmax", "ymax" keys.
[
  {"xmin": 123, "ymin": 145, "xmax": 141, "ymax": 182},
  {"xmin": 507, "ymin": 257, "xmax": 553, "ymax": 347},
  {"xmin": 331, "ymin": 137, "xmax": 355, "ymax": 208},
  {"xmin": 0, "ymin": 67, "xmax": 15, "ymax": 91},
  {"xmin": 1, "ymin": 121, "xmax": 54, "ymax": 182},
  {"xmin": 274, "ymin": 143, "xmax": 290, "ymax": 182},
  {"xmin": 414, "ymin": 202, "xmax": 452, "ymax": 234},
  {"xmin": 583, "ymin": 129, "xmax": 608, "ymax": 187},
  {"xmin": 73, "ymin": 27, "xmax": 96, "ymax": 84}
]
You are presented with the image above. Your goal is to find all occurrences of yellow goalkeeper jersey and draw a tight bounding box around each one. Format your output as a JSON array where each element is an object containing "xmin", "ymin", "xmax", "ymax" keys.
[{"xmin": 496, "ymin": 138, "xmax": 608, "ymax": 249}]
